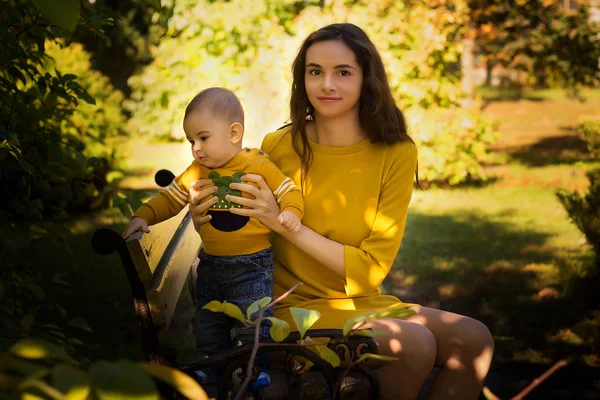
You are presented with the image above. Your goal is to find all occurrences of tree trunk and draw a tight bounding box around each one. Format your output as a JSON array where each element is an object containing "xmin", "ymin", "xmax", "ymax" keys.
[
  {"xmin": 485, "ymin": 58, "xmax": 493, "ymax": 86},
  {"xmin": 461, "ymin": 31, "xmax": 476, "ymax": 108}
]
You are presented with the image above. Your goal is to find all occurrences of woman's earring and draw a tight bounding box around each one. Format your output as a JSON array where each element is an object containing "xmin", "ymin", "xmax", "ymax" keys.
[{"xmin": 306, "ymin": 106, "xmax": 314, "ymax": 120}]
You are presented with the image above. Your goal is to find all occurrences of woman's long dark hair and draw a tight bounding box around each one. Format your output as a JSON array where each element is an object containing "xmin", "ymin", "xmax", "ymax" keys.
[{"xmin": 289, "ymin": 23, "xmax": 420, "ymax": 186}]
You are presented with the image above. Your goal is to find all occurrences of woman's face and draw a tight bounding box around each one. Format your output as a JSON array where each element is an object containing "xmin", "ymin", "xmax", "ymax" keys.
[{"xmin": 304, "ymin": 40, "xmax": 363, "ymax": 120}]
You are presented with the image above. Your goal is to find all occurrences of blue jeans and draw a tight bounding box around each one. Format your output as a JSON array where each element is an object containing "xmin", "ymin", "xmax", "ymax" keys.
[{"xmin": 195, "ymin": 248, "xmax": 274, "ymax": 358}]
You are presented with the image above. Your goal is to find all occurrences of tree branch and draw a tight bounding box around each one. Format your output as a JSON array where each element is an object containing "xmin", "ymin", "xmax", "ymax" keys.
[
  {"xmin": 15, "ymin": 13, "xmax": 40, "ymax": 40},
  {"xmin": 510, "ymin": 358, "xmax": 572, "ymax": 400},
  {"xmin": 4, "ymin": 94, "xmax": 18, "ymax": 130},
  {"xmin": 233, "ymin": 282, "xmax": 303, "ymax": 400}
]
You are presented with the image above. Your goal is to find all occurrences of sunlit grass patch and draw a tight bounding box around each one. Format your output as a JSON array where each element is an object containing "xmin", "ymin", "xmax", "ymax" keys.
[{"xmin": 512, "ymin": 348, "xmax": 553, "ymax": 365}]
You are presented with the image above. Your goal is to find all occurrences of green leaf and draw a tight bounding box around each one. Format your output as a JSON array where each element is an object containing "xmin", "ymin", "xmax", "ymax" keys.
[
  {"xmin": 246, "ymin": 297, "xmax": 272, "ymax": 319},
  {"xmin": 32, "ymin": 0, "xmax": 80, "ymax": 33},
  {"xmin": 342, "ymin": 313, "xmax": 374, "ymax": 337},
  {"xmin": 90, "ymin": 360, "xmax": 158, "ymax": 400},
  {"xmin": 222, "ymin": 303, "xmax": 246, "ymax": 324},
  {"xmin": 482, "ymin": 387, "xmax": 501, "ymax": 400},
  {"xmin": 78, "ymin": 90, "xmax": 96, "ymax": 105},
  {"xmin": 87, "ymin": 157, "xmax": 99, "ymax": 166},
  {"xmin": 347, "ymin": 329, "xmax": 387, "ymax": 338},
  {"xmin": 369, "ymin": 308, "xmax": 417, "ymax": 320},
  {"xmin": 117, "ymin": 202, "xmax": 132, "ymax": 219},
  {"xmin": 138, "ymin": 363, "xmax": 209, "ymax": 400},
  {"xmin": 68, "ymin": 318, "xmax": 92, "ymax": 332},
  {"xmin": 128, "ymin": 193, "xmax": 143, "ymax": 214},
  {"xmin": 202, "ymin": 301, "xmax": 246, "ymax": 324},
  {"xmin": 52, "ymin": 364, "xmax": 90, "ymax": 400},
  {"xmin": 75, "ymin": 151, "xmax": 87, "ymax": 170},
  {"xmin": 342, "ymin": 308, "xmax": 416, "ymax": 337},
  {"xmin": 24, "ymin": 283, "xmax": 45, "ymax": 300},
  {"xmin": 0, "ymin": 371, "xmax": 22, "ymax": 392},
  {"xmin": 290, "ymin": 308, "xmax": 321, "ymax": 340},
  {"xmin": 18, "ymin": 378, "xmax": 65, "ymax": 400},
  {"xmin": 43, "ymin": 92, "xmax": 58, "ymax": 113},
  {"xmin": 52, "ymin": 274, "xmax": 70, "ymax": 286},
  {"xmin": 68, "ymin": 339, "xmax": 85, "ymax": 348},
  {"xmin": 145, "ymin": 0, "xmax": 162, "ymax": 11},
  {"xmin": 9, "ymin": 339, "xmax": 69, "ymax": 361},
  {"xmin": 202, "ymin": 300, "xmax": 224, "ymax": 313},
  {"xmin": 304, "ymin": 337, "xmax": 340, "ymax": 367},
  {"xmin": 264, "ymin": 317, "xmax": 290, "ymax": 342},
  {"xmin": 1, "ymin": 354, "xmax": 50, "ymax": 377},
  {"xmin": 355, "ymin": 353, "xmax": 399, "ymax": 364},
  {"xmin": 2, "ymin": 224, "xmax": 31, "ymax": 249}
]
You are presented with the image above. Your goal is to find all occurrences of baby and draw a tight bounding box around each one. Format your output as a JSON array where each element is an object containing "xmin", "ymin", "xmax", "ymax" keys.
[{"xmin": 122, "ymin": 87, "xmax": 303, "ymax": 385}]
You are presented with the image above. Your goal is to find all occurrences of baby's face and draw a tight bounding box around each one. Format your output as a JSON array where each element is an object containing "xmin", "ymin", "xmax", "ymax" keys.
[{"xmin": 183, "ymin": 110, "xmax": 239, "ymax": 168}]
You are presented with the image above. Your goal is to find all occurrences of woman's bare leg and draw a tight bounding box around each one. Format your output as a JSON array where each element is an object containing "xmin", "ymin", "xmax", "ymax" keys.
[
  {"xmin": 362, "ymin": 318, "xmax": 438, "ymax": 400},
  {"xmin": 407, "ymin": 306, "xmax": 495, "ymax": 400}
]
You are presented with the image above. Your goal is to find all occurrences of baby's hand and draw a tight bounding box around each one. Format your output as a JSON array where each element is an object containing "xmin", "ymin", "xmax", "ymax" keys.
[
  {"xmin": 278, "ymin": 211, "xmax": 301, "ymax": 233},
  {"xmin": 122, "ymin": 217, "xmax": 150, "ymax": 239}
]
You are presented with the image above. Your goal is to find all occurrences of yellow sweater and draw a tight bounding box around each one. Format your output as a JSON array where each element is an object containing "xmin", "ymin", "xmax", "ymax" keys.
[
  {"xmin": 261, "ymin": 127, "xmax": 418, "ymax": 330},
  {"xmin": 134, "ymin": 147, "xmax": 303, "ymax": 256}
]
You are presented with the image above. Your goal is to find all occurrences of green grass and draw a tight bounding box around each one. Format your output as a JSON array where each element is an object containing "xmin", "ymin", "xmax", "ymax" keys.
[{"xmin": 387, "ymin": 185, "xmax": 595, "ymax": 320}]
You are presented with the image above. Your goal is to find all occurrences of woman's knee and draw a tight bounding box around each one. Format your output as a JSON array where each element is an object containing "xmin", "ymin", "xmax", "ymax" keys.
[
  {"xmin": 408, "ymin": 322, "xmax": 438, "ymax": 365},
  {"xmin": 461, "ymin": 318, "xmax": 494, "ymax": 357},
  {"xmin": 372, "ymin": 319, "xmax": 437, "ymax": 369}
]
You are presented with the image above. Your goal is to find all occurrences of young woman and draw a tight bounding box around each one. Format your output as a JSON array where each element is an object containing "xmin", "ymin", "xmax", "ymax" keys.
[{"xmin": 188, "ymin": 23, "xmax": 494, "ymax": 400}]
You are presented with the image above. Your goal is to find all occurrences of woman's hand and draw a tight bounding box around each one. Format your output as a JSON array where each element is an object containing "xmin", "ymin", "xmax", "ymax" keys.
[
  {"xmin": 227, "ymin": 174, "xmax": 284, "ymax": 233},
  {"xmin": 188, "ymin": 179, "xmax": 219, "ymax": 232}
]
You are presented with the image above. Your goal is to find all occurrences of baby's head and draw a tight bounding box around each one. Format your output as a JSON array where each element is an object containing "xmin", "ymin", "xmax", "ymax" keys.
[{"xmin": 183, "ymin": 87, "xmax": 245, "ymax": 168}]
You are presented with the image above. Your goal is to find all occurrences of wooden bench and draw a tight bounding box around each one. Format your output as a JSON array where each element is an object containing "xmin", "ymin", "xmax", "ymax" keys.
[{"xmin": 91, "ymin": 170, "xmax": 382, "ymax": 400}]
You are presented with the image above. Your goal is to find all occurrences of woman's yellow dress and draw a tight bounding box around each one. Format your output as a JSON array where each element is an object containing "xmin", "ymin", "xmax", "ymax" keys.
[{"xmin": 261, "ymin": 126, "xmax": 418, "ymax": 330}]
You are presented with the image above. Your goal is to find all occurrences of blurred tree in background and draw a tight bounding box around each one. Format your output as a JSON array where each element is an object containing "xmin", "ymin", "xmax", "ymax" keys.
[
  {"xmin": 125, "ymin": 0, "xmax": 498, "ymax": 185},
  {"xmin": 468, "ymin": 0, "xmax": 600, "ymax": 93},
  {"xmin": 73, "ymin": 0, "xmax": 173, "ymax": 96}
]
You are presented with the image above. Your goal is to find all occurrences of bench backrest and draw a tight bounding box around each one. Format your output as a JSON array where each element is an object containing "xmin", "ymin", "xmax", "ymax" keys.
[{"xmin": 126, "ymin": 208, "xmax": 201, "ymax": 332}]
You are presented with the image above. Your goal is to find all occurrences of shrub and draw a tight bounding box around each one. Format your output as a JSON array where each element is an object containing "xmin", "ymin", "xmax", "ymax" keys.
[
  {"xmin": 407, "ymin": 107, "xmax": 498, "ymax": 185},
  {"xmin": 0, "ymin": 0, "xmax": 125, "ymax": 357},
  {"xmin": 44, "ymin": 40, "xmax": 127, "ymax": 167},
  {"xmin": 578, "ymin": 117, "xmax": 600, "ymax": 158},
  {"xmin": 556, "ymin": 117, "xmax": 600, "ymax": 270},
  {"xmin": 556, "ymin": 169, "xmax": 600, "ymax": 270}
]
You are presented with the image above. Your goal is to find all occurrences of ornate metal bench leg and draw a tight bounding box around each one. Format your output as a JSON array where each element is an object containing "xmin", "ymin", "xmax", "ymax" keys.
[
  {"xmin": 336, "ymin": 368, "xmax": 378, "ymax": 400},
  {"xmin": 297, "ymin": 371, "xmax": 331, "ymax": 400}
]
